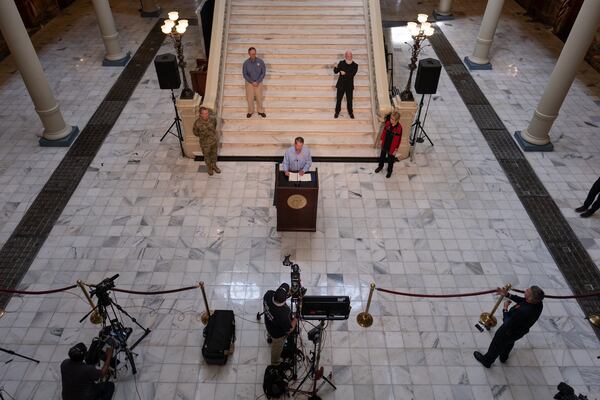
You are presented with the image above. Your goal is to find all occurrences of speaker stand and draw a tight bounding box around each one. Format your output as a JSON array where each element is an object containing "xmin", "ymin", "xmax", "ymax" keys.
[
  {"xmin": 160, "ymin": 89, "xmax": 185, "ymax": 157},
  {"xmin": 409, "ymin": 94, "xmax": 434, "ymax": 162}
]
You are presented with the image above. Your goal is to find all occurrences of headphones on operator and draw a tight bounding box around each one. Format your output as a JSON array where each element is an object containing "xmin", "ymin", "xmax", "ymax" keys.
[{"xmin": 68, "ymin": 343, "xmax": 87, "ymax": 362}]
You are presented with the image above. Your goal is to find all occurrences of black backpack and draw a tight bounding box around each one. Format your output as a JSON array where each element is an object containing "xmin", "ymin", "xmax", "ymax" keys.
[{"xmin": 263, "ymin": 365, "xmax": 288, "ymax": 399}]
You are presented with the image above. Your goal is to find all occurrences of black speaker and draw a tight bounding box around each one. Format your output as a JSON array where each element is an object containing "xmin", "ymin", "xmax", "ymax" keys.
[
  {"xmin": 154, "ymin": 53, "xmax": 181, "ymax": 90},
  {"xmin": 414, "ymin": 58, "xmax": 441, "ymax": 95}
]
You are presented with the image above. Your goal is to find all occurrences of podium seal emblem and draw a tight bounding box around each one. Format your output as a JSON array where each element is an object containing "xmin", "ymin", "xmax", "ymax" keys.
[{"xmin": 287, "ymin": 194, "xmax": 307, "ymax": 210}]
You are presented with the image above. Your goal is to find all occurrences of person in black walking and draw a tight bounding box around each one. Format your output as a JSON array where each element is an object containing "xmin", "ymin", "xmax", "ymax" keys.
[
  {"xmin": 333, "ymin": 50, "xmax": 358, "ymax": 119},
  {"xmin": 575, "ymin": 177, "xmax": 600, "ymax": 218},
  {"xmin": 263, "ymin": 283, "xmax": 297, "ymax": 365},
  {"xmin": 474, "ymin": 285, "xmax": 544, "ymax": 368}
]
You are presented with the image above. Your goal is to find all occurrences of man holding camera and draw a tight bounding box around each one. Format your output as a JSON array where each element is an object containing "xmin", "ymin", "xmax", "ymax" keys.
[
  {"xmin": 474, "ymin": 285, "xmax": 544, "ymax": 368},
  {"xmin": 61, "ymin": 342, "xmax": 115, "ymax": 400},
  {"xmin": 263, "ymin": 283, "xmax": 298, "ymax": 365}
]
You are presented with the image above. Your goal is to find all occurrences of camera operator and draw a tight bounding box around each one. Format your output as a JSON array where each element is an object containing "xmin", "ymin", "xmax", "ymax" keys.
[
  {"xmin": 263, "ymin": 283, "xmax": 298, "ymax": 365},
  {"xmin": 61, "ymin": 341, "xmax": 115, "ymax": 400}
]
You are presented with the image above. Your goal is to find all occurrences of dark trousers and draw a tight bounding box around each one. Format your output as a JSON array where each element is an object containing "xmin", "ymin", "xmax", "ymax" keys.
[
  {"xmin": 335, "ymin": 85, "xmax": 353, "ymax": 114},
  {"xmin": 378, "ymin": 149, "xmax": 395, "ymax": 173},
  {"xmin": 583, "ymin": 177, "xmax": 600, "ymax": 213},
  {"xmin": 95, "ymin": 382, "xmax": 115, "ymax": 400},
  {"xmin": 482, "ymin": 330, "xmax": 518, "ymax": 364}
]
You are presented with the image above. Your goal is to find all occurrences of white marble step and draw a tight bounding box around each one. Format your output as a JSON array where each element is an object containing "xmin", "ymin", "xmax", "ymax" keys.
[
  {"xmin": 224, "ymin": 65, "xmax": 368, "ymax": 76},
  {"xmin": 229, "ymin": 16, "xmax": 366, "ymax": 24},
  {"xmin": 226, "ymin": 54, "xmax": 367, "ymax": 64},
  {"xmin": 232, "ymin": 8, "xmax": 364, "ymax": 17},
  {"xmin": 220, "ymin": 133, "xmax": 374, "ymax": 146},
  {"xmin": 222, "ymin": 95, "xmax": 372, "ymax": 106},
  {"xmin": 221, "ymin": 119, "xmax": 373, "ymax": 132},
  {"xmin": 224, "ymin": 73, "xmax": 369, "ymax": 86},
  {"xmin": 222, "ymin": 87, "xmax": 371, "ymax": 98},
  {"xmin": 227, "ymin": 36, "xmax": 366, "ymax": 45},
  {"xmin": 232, "ymin": 0, "xmax": 364, "ymax": 7},
  {"xmin": 223, "ymin": 110, "xmax": 371, "ymax": 120},
  {"xmin": 218, "ymin": 144, "xmax": 379, "ymax": 157},
  {"xmin": 228, "ymin": 26, "xmax": 366, "ymax": 35},
  {"xmin": 227, "ymin": 45, "xmax": 367, "ymax": 55}
]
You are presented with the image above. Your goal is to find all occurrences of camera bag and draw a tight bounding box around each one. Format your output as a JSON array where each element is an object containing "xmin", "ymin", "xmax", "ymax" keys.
[
  {"xmin": 263, "ymin": 365, "xmax": 288, "ymax": 399},
  {"xmin": 202, "ymin": 309, "xmax": 236, "ymax": 365}
]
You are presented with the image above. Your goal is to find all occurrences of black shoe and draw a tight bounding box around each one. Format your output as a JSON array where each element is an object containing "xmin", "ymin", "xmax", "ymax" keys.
[
  {"xmin": 575, "ymin": 206, "xmax": 588, "ymax": 213},
  {"xmin": 349, "ymin": 113, "xmax": 355, "ymax": 119},
  {"xmin": 334, "ymin": 113, "xmax": 339, "ymax": 119},
  {"xmin": 375, "ymin": 166, "xmax": 383, "ymax": 173},
  {"xmin": 246, "ymin": 113, "xmax": 252, "ymax": 118},
  {"xmin": 473, "ymin": 351, "xmax": 491, "ymax": 368},
  {"xmin": 581, "ymin": 210, "xmax": 595, "ymax": 218},
  {"xmin": 499, "ymin": 355, "xmax": 508, "ymax": 364},
  {"xmin": 386, "ymin": 171, "xmax": 392, "ymax": 178},
  {"xmin": 259, "ymin": 112, "xmax": 266, "ymax": 118}
]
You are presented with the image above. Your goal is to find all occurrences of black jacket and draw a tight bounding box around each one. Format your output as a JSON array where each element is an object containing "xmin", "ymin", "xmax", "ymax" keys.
[
  {"xmin": 497, "ymin": 294, "xmax": 543, "ymax": 339},
  {"xmin": 334, "ymin": 61, "xmax": 358, "ymax": 89}
]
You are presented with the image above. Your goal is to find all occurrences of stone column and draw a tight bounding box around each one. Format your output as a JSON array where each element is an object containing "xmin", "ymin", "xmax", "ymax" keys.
[
  {"xmin": 434, "ymin": 0, "xmax": 454, "ymax": 21},
  {"xmin": 91, "ymin": 0, "xmax": 130, "ymax": 66},
  {"xmin": 177, "ymin": 94, "xmax": 203, "ymax": 159},
  {"xmin": 515, "ymin": 0, "xmax": 600, "ymax": 151},
  {"xmin": 464, "ymin": 0, "xmax": 505, "ymax": 70},
  {"xmin": 0, "ymin": 0, "xmax": 79, "ymax": 146},
  {"xmin": 140, "ymin": 0, "xmax": 161, "ymax": 18}
]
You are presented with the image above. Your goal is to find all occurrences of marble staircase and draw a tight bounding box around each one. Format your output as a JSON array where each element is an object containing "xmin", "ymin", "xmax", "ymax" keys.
[{"xmin": 219, "ymin": 0, "xmax": 379, "ymax": 157}]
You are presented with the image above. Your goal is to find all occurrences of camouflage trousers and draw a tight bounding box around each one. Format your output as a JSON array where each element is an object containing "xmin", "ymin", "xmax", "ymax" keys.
[{"xmin": 200, "ymin": 141, "xmax": 218, "ymax": 168}]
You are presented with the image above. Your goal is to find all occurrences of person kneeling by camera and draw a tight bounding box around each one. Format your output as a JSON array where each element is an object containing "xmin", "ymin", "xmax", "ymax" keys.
[
  {"xmin": 61, "ymin": 340, "xmax": 115, "ymax": 400},
  {"xmin": 263, "ymin": 283, "xmax": 297, "ymax": 365}
]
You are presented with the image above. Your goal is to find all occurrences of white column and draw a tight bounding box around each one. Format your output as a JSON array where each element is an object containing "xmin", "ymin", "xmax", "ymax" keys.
[
  {"xmin": 464, "ymin": 0, "xmax": 505, "ymax": 69},
  {"xmin": 435, "ymin": 0, "xmax": 454, "ymax": 20},
  {"xmin": 140, "ymin": 0, "xmax": 161, "ymax": 17},
  {"xmin": 515, "ymin": 0, "xmax": 600, "ymax": 150},
  {"xmin": 91, "ymin": 0, "xmax": 130, "ymax": 66},
  {"xmin": 0, "ymin": 0, "xmax": 78, "ymax": 145}
]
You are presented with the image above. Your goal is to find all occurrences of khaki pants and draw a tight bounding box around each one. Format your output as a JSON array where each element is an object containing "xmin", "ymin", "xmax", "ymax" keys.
[
  {"xmin": 270, "ymin": 335, "xmax": 286, "ymax": 365},
  {"xmin": 245, "ymin": 82, "xmax": 264, "ymax": 114}
]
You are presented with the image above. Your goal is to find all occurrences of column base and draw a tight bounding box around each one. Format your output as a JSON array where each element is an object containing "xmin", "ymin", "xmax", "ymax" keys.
[
  {"xmin": 433, "ymin": 10, "xmax": 454, "ymax": 21},
  {"xmin": 139, "ymin": 7, "xmax": 161, "ymax": 17},
  {"xmin": 102, "ymin": 51, "xmax": 131, "ymax": 67},
  {"xmin": 514, "ymin": 130, "xmax": 554, "ymax": 152},
  {"xmin": 39, "ymin": 125, "xmax": 80, "ymax": 147},
  {"xmin": 464, "ymin": 56, "xmax": 492, "ymax": 70}
]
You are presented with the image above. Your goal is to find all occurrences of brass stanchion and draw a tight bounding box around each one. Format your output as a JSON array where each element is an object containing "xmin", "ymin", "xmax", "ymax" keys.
[
  {"xmin": 357, "ymin": 283, "xmax": 376, "ymax": 328},
  {"xmin": 77, "ymin": 280, "xmax": 103, "ymax": 325},
  {"xmin": 588, "ymin": 314, "xmax": 600, "ymax": 328},
  {"xmin": 477, "ymin": 283, "xmax": 511, "ymax": 331},
  {"xmin": 199, "ymin": 281, "xmax": 211, "ymax": 325}
]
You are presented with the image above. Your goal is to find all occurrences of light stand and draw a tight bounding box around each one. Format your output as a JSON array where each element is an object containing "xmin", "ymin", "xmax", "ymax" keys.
[
  {"xmin": 409, "ymin": 94, "xmax": 434, "ymax": 162},
  {"xmin": 400, "ymin": 14, "xmax": 435, "ymax": 101},
  {"xmin": 292, "ymin": 320, "xmax": 336, "ymax": 400},
  {"xmin": 0, "ymin": 347, "xmax": 39, "ymax": 400},
  {"xmin": 161, "ymin": 12, "xmax": 194, "ymax": 99},
  {"xmin": 160, "ymin": 89, "xmax": 185, "ymax": 156}
]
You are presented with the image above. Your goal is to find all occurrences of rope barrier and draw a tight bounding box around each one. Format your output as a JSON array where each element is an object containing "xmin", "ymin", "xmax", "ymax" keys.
[
  {"xmin": 112, "ymin": 286, "xmax": 199, "ymax": 295},
  {"xmin": 376, "ymin": 287, "xmax": 497, "ymax": 298},
  {"xmin": 0, "ymin": 285, "xmax": 77, "ymax": 295}
]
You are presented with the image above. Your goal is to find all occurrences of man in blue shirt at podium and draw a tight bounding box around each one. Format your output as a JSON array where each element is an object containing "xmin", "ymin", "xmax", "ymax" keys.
[{"xmin": 282, "ymin": 137, "xmax": 312, "ymax": 176}]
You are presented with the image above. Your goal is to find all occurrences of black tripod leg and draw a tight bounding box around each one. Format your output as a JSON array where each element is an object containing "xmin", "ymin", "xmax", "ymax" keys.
[
  {"xmin": 292, "ymin": 369, "xmax": 312, "ymax": 396},
  {"xmin": 321, "ymin": 373, "xmax": 337, "ymax": 390},
  {"xmin": 160, "ymin": 119, "xmax": 178, "ymax": 142},
  {"xmin": 420, "ymin": 128, "xmax": 434, "ymax": 146}
]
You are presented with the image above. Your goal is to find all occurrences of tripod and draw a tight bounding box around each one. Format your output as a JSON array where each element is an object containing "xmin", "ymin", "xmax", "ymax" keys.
[
  {"xmin": 1, "ymin": 347, "xmax": 39, "ymax": 400},
  {"xmin": 292, "ymin": 320, "xmax": 336, "ymax": 400},
  {"xmin": 160, "ymin": 89, "xmax": 185, "ymax": 157},
  {"xmin": 409, "ymin": 94, "xmax": 434, "ymax": 162}
]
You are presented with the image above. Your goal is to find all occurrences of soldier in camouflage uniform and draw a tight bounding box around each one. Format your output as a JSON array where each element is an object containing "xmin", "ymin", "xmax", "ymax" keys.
[{"xmin": 193, "ymin": 107, "xmax": 220, "ymax": 175}]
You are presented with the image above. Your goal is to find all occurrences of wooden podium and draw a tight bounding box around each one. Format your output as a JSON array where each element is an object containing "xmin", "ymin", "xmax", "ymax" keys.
[{"xmin": 274, "ymin": 164, "xmax": 318, "ymax": 232}]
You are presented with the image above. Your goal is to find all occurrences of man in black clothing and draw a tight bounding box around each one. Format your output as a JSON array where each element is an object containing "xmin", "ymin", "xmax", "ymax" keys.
[
  {"xmin": 474, "ymin": 286, "xmax": 544, "ymax": 368},
  {"xmin": 263, "ymin": 283, "xmax": 297, "ymax": 365},
  {"xmin": 575, "ymin": 176, "xmax": 600, "ymax": 218},
  {"xmin": 333, "ymin": 51, "xmax": 358, "ymax": 119},
  {"xmin": 61, "ymin": 342, "xmax": 115, "ymax": 400}
]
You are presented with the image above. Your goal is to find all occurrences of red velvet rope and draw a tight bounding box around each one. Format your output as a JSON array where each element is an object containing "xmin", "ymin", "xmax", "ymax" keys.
[
  {"xmin": 112, "ymin": 286, "xmax": 198, "ymax": 295},
  {"xmin": 0, "ymin": 285, "xmax": 78, "ymax": 295},
  {"xmin": 376, "ymin": 287, "xmax": 497, "ymax": 298}
]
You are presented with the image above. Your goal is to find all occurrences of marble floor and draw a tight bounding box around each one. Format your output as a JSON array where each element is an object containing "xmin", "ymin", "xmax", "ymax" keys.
[{"xmin": 0, "ymin": 0, "xmax": 599, "ymax": 400}]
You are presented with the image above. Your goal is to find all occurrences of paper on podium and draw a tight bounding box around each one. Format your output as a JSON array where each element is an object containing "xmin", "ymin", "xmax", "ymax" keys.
[{"xmin": 288, "ymin": 172, "xmax": 312, "ymax": 182}]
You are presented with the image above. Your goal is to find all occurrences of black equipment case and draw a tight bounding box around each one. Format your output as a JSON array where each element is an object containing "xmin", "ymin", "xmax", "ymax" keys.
[{"xmin": 202, "ymin": 310, "xmax": 236, "ymax": 365}]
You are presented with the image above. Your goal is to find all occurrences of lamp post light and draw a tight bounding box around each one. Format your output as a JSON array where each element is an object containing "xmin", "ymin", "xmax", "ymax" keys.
[
  {"xmin": 161, "ymin": 12, "xmax": 195, "ymax": 99},
  {"xmin": 400, "ymin": 14, "xmax": 435, "ymax": 102}
]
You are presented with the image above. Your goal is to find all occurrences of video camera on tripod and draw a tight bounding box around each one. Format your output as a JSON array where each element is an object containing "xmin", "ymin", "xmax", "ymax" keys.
[{"xmin": 79, "ymin": 274, "xmax": 151, "ymax": 377}]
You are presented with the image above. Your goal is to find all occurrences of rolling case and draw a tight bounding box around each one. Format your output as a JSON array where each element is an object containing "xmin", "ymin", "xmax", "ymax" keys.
[{"xmin": 202, "ymin": 309, "xmax": 235, "ymax": 365}]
